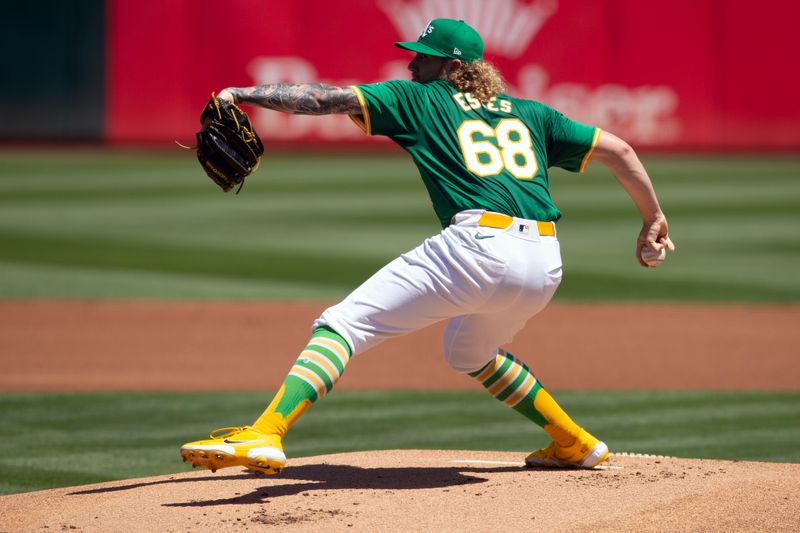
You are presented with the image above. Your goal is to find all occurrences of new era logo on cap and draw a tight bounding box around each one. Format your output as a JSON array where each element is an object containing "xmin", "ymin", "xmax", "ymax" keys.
[{"xmin": 453, "ymin": 47, "xmax": 462, "ymax": 55}]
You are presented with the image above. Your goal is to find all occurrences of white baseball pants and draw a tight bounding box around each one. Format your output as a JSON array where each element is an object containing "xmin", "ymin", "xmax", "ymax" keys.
[{"xmin": 313, "ymin": 209, "xmax": 563, "ymax": 373}]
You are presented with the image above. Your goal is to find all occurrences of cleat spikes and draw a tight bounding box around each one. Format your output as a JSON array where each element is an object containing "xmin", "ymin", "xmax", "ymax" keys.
[{"xmin": 180, "ymin": 426, "xmax": 285, "ymax": 474}]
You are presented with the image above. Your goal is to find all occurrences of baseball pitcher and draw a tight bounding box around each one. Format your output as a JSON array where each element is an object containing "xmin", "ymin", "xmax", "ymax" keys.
[{"xmin": 182, "ymin": 18, "xmax": 675, "ymax": 473}]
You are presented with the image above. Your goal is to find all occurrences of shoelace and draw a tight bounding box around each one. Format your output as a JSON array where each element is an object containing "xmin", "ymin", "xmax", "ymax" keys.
[{"xmin": 209, "ymin": 426, "xmax": 252, "ymax": 439}]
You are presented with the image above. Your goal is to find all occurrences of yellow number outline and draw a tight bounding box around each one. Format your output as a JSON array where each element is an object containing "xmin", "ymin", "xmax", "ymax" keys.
[{"xmin": 457, "ymin": 118, "xmax": 538, "ymax": 180}]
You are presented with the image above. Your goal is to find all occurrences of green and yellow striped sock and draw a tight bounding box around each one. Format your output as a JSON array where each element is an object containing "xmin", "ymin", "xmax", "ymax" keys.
[
  {"xmin": 469, "ymin": 350, "xmax": 584, "ymax": 447},
  {"xmin": 252, "ymin": 326, "xmax": 351, "ymax": 436}
]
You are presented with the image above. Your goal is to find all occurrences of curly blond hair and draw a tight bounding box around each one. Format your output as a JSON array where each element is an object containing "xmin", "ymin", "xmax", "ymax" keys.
[{"xmin": 446, "ymin": 60, "xmax": 506, "ymax": 103}]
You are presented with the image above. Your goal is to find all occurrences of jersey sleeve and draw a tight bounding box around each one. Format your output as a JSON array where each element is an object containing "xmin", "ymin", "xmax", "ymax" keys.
[
  {"xmin": 541, "ymin": 106, "xmax": 601, "ymax": 173},
  {"xmin": 349, "ymin": 81, "xmax": 427, "ymax": 142}
]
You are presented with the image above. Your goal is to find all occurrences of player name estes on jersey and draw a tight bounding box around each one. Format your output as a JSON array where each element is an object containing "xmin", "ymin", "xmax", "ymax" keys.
[{"xmin": 453, "ymin": 92, "xmax": 512, "ymax": 114}]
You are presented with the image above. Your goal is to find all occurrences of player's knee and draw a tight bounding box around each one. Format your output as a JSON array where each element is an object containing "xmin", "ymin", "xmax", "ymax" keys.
[{"xmin": 443, "ymin": 343, "xmax": 494, "ymax": 374}]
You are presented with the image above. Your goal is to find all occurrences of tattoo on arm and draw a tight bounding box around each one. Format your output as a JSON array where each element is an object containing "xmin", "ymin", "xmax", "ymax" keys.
[{"xmin": 230, "ymin": 83, "xmax": 361, "ymax": 115}]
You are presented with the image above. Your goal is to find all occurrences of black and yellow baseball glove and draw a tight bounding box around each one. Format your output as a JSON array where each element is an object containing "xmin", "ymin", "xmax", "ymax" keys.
[{"xmin": 196, "ymin": 95, "xmax": 264, "ymax": 193}]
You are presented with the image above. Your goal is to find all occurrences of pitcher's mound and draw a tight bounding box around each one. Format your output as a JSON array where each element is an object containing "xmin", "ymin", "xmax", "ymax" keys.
[{"xmin": 2, "ymin": 449, "xmax": 799, "ymax": 532}]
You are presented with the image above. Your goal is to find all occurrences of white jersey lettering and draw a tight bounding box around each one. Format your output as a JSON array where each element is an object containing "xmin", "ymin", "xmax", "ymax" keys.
[{"xmin": 451, "ymin": 92, "xmax": 513, "ymax": 114}]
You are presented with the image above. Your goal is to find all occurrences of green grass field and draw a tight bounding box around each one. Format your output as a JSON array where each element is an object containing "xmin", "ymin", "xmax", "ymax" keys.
[
  {"xmin": 2, "ymin": 390, "xmax": 799, "ymax": 495},
  {"xmin": 0, "ymin": 150, "xmax": 798, "ymax": 301},
  {"xmin": 1, "ymin": 150, "xmax": 798, "ymax": 495}
]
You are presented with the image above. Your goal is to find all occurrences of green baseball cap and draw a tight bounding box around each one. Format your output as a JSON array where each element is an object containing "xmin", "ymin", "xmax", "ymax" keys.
[{"xmin": 394, "ymin": 18, "xmax": 483, "ymax": 62}]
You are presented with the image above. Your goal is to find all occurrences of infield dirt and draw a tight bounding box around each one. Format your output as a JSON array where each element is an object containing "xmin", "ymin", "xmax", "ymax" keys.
[
  {"xmin": 1, "ymin": 301, "xmax": 797, "ymax": 391},
  {"xmin": 0, "ymin": 301, "xmax": 798, "ymax": 531}
]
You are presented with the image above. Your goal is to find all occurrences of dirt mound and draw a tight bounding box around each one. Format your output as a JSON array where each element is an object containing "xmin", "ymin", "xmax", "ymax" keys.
[{"xmin": 2, "ymin": 450, "xmax": 798, "ymax": 532}]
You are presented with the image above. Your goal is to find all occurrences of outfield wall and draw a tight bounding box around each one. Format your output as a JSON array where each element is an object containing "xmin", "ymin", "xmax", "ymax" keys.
[
  {"xmin": 0, "ymin": 1, "xmax": 105, "ymax": 140},
  {"xmin": 2, "ymin": 0, "xmax": 799, "ymax": 150}
]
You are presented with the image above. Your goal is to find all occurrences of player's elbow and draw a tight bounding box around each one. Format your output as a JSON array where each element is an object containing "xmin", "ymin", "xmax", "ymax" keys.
[
  {"xmin": 605, "ymin": 132, "xmax": 634, "ymax": 158},
  {"xmin": 614, "ymin": 138, "xmax": 634, "ymax": 159},
  {"xmin": 294, "ymin": 84, "xmax": 353, "ymax": 115}
]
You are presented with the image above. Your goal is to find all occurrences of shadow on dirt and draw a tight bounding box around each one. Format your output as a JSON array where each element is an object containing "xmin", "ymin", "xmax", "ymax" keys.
[{"xmin": 70, "ymin": 463, "xmax": 528, "ymax": 506}]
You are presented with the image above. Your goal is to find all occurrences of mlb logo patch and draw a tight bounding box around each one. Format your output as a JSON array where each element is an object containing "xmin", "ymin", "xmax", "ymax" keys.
[{"xmin": 518, "ymin": 224, "xmax": 530, "ymax": 235}]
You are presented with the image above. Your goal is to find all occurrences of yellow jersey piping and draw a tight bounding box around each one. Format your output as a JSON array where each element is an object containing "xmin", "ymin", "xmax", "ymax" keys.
[
  {"xmin": 579, "ymin": 128, "xmax": 602, "ymax": 173},
  {"xmin": 348, "ymin": 85, "xmax": 371, "ymax": 136}
]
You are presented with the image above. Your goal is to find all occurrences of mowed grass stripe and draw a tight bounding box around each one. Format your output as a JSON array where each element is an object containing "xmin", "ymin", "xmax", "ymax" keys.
[
  {"xmin": 556, "ymin": 271, "xmax": 799, "ymax": 301},
  {"xmin": 0, "ymin": 230, "xmax": 386, "ymax": 288},
  {"xmin": 551, "ymin": 200, "xmax": 799, "ymax": 219},
  {"xmin": 1, "ymin": 390, "xmax": 798, "ymax": 495},
  {"xmin": 0, "ymin": 260, "xmax": 345, "ymax": 299},
  {"xmin": 0, "ymin": 151, "xmax": 420, "ymax": 192},
  {"xmin": 1, "ymin": 151, "xmax": 798, "ymax": 301},
  {"xmin": 0, "ymin": 216, "xmax": 434, "ymax": 262},
  {"xmin": 620, "ymin": 426, "xmax": 800, "ymax": 460},
  {"xmin": 0, "ymin": 192, "xmax": 434, "ymax": 228},
  {"xmin": 0, "ymin": 175, "xmax": 424, "ymax": 201}
]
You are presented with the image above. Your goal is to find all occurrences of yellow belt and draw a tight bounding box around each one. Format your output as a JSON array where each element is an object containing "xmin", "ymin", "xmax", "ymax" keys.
[{"xmin": 477, "ymin": 212, "xmax": 556, "ymax": 236}]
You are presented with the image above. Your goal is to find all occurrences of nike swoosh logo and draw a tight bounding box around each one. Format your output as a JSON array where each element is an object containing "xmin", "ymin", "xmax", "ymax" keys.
[
  {"xmin": 223, "ymin": 439, "xmax": 258, "ymax": 444},
  {"xmin": 474, "ymin": 233, "xmax": 495, "ymax": 240}
]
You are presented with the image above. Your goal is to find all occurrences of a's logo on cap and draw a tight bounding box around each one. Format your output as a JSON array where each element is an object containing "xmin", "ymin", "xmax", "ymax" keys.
[
  {"xmin": 420, "ymin": 21, "xmax": 434, "ymax": 38},
  {"xmin": 382, "ymin": 1, "xmax": 558, "ymax": 59}
]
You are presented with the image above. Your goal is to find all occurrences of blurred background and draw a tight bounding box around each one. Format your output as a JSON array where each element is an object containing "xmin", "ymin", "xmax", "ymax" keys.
[
  {"xmin": 0, "ymin": 0, "xmax": 798, "ymax": 495},
  {"xmin": 2, "ymin": 0, "xmax": 798, "ymax": 149}
]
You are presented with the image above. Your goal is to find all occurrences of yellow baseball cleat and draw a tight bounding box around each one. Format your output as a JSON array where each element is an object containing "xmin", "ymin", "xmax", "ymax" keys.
[
  {"xmin": 525, "ymin": 430, "xmax": 609, "ymax": 469},
  {"xmin": 180, "ymin": 426, "xmax": 286, "ymax": 474}
]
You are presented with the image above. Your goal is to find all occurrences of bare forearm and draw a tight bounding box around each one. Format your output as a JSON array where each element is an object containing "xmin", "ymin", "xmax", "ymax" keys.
[
  {"xmin": 592, "ymin": 133, "xmax": 663, "ymax": 222},
  {"xmin": 590, "ymin": 131, "xmax": 675, "ymax": 263},
  {"xmin": 610, "ymin": 151, "xmax": 663, "ymax": 222},
  {"xmin": 228, "ymin": 83, "xmax": 361, "ymax": 115}
]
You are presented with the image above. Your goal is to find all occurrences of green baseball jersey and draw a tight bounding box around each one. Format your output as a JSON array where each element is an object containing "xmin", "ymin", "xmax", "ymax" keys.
[{"xmin": 350, "ymin": 79, "xmax": 600, "ymax": 227}]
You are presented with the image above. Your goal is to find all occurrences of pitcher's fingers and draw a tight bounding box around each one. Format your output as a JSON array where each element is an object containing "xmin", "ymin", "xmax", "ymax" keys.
[{"xmin": 660, "ymin": 236, "xmax": 676, "ymax": 251}]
